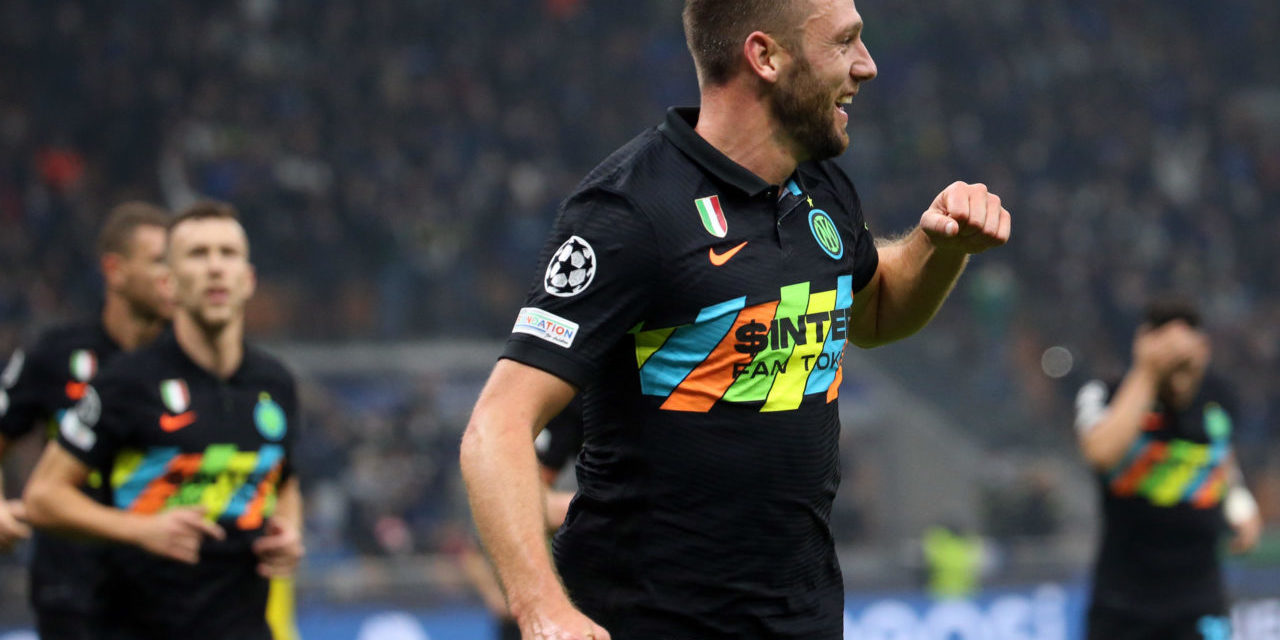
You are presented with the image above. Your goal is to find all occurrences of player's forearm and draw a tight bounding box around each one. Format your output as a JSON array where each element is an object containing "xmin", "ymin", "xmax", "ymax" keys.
[
  {"xmin": 24, "ymin": 478, "xmax": 144, "ymax": 546},
  {"xmin": 861, "ymin": 229, "xmax": 967, "ymax": 346},
  {"xmin": 274, "ymin": 477, "xmax": 303, "ymax": 531},
  {"xmin": 459, "ymin": 544, "xmax": 514, "ymax": 617},
  {"xmin": 460, "ymin": 412, "xmax": 565, "ymax": 618},
  {"xmin": 1079, "ymin": 367, "xmax": 1159, "ymax": 469}
]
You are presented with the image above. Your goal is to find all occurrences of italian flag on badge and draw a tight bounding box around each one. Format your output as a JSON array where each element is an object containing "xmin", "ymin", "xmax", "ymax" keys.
[
  {"xmin": 695, "ymin": 195, "xmax": 728, "ymax": 238},
  {"xmin": 160, "ymin": 379, "xmax": 190, "ymax": 414}
]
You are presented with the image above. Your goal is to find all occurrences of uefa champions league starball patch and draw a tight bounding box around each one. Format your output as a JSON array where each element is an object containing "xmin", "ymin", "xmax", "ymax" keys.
[{"xmin": 544, "ymin": 236, "xmax": 597, "ymax": 297}]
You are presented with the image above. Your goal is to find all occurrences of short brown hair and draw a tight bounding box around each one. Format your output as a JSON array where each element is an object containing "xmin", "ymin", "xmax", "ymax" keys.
[
  {"xmin": 168, "ymin": 200, "xmax": 240, "ymax": 231},
  {"xmin": 1143, "ymin": 297, "xmax": 1202, "ymax": 330},
  {"xmin": 683, "ymin": 0, "xmax": 805, "ymax": 86},
  {"xmin": 96, "ymin": 201, "xmax": 170, "ymax": 257}
]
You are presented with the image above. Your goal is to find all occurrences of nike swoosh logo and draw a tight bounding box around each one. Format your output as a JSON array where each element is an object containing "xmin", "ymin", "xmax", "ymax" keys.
[
  {"xmin": 708, "ymin": 241, "xmax": 748, "ymax": 266},
  {"xmin": 65, "ymin": 381, "xmax": 87, "ymax": 401},
  {"xmin": 159, "ymin": 411, "xmax": 197, "ymax": 432}
]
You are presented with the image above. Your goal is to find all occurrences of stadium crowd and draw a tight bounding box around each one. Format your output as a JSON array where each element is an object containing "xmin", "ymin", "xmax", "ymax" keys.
[{"xmin": 1, "ymin": 0, "xmax": 1277, "ymax": 559}]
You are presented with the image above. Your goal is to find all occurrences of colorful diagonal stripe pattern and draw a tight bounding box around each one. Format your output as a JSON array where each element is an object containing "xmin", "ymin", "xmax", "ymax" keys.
[
  {"xmin": 1105, "ymin": 404, "xmax": 1233, "ymax": 508},
  {"xmin": 110, "ymin": 444, "xmax": 286, "ymax": 529},
  {"xmin": 635, "ymin": 276, "xmax": 854, "ymax": 412}
]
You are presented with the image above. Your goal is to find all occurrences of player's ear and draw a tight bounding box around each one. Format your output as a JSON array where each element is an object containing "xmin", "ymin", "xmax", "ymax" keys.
[
  {"xmin": 100, "ymin": 253, "xmax": 125, "ymax": 290},
  {"xmin": 744, "ymin": 31, "xmax": 788, "ymax": 84},
  {"xmin": 245, "ymin": 264, "xmax": 257, "ymax": 301}
]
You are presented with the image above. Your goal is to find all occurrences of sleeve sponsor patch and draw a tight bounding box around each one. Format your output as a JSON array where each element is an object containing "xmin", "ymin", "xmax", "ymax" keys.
[
  {"xmin": 512, "ymin": 307, "xmax": 580, "ymax": 349},
  {"xmin": 1074, "ymin": 379, "xmax": 1110, "ymax": 434},
  {"xmin": 1, "ymin": 349, "xmax": 24, "ymax": 388},
  {"xmin": 60, "ymin": 386, "xmax": 100, "ymax": 452}
]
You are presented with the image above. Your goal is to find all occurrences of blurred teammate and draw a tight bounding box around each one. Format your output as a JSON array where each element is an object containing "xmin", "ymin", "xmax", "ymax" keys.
[
  {"xmin": 459, "ymin": 0, "xmax": 1011, "ymax": 637},
  {"xmin": 0, "ymin": 202, "xmax": 171, "ymax": 640},
  {"xmin": 23, "ymin": 202, "xmax": 304, "ymax": 640},
  {"xmin": 1075, "ymin": 298, "xmax": 1263, "ymax": 640}
]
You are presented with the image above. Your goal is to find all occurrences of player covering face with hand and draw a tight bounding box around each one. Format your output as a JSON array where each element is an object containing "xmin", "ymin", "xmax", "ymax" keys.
[{"xmin": 1076, "ymin": 299, "xmax": 1262, "ymax": 640}]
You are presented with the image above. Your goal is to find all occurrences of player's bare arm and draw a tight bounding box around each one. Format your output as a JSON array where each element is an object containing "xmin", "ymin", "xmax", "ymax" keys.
[
  {"xmin": 0, "ymin": 435, "xmax": 33, "ymax": 551},
  {"xmin": 23, "ymin": 440, "xmax": 225, "ymax": 564},
  {"xmin": 252, "ymin": 476, "xmax": 305, "ymax": 577},
  {"xmin": 1223, "ymin": 454, "xmax": 1264, "ymax": 554},
  {"xmin": 847, "ymin": 181, "xmax": 1011, "ymax": 347},
  {"xmin": 1077, "ymin": 322, "xmax": 1202, "ymax": 469},
  {"xmin": 460, "ymin": 359, "xmax": 609, "ymax": 640}
]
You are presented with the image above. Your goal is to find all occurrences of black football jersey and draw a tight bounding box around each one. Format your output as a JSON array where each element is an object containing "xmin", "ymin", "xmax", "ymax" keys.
[
  {"xmin": 1075, "ymin": 374, "xmax": 1237, "ymax": 618},
  {"xmin": 1, "ymin": 322, "xmax": 119, "ymax": 442},
  {"xmin": 1, "ymin": 322, "xmax": 121, "ymax": 617},
  {"xmin": 502, "ymin": 107, "xmax": 879, "ymax": 639},
  {"xmin": 58, "ymin": 330, "xmax": 298, "ymax": 640},
  {"xmin": 535, "ymin": 397, "xmax": 583, "ymax": 473}
]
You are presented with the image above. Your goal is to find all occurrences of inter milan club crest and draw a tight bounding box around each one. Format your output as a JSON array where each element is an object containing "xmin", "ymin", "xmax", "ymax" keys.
[
  {"xmin": 254, "ymin": 392, "xmax": 287, "ymax": 441},
  {"xmin": 160, "ymin": 379, "xmax": 190, "ymax": 414},
  {"xmin": 807, "ymin": 209, "xmax": 844, "ymax": 260},
  {"xmin": 694, "ymin": 195, "xmax": 728, "ymax": 238},
  {"xmin": 544, "ymin": 236, "xmax": 597, "ymax": 297}
]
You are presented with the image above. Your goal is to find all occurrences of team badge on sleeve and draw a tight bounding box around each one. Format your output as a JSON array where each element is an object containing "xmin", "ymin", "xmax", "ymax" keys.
[
  {"xmin": 544, "ymin": 236, "xmax": 596, "ymax": 297},
  {"xmin": 60, "ymin": 386, "xmax": 100, "ymax": 451},
  {"xmin": 1, "ymin": 349, "xmax": 23, "ymax": 388}
]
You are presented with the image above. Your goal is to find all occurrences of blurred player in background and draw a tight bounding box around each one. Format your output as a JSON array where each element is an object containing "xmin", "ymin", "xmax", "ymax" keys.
[
  {"xmin": 23, "ymin": 202, "xmax": 304, "ymax": 640},
  {"xmin": 456, "ymin": 399, "xmax": 583, "ymax": 640},
  {"xmin": 460, "ymin": 0, "xmax": 1011, "ymax": 637},
  {"xmin": 0, "ymin": 201, "xmax": 171, "ymax": 640},
  {"xmin": 1075, "ymin": 298, "xmax": 1263, "ymax": 640}
]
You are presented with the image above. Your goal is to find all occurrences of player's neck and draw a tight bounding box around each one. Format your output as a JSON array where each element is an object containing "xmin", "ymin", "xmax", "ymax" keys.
[
  {"xmin": 695, "ymin": 86, "xmax": 800, "ymax": 186},
  {"xmin": 173, "ymin": 311, "xmax": 244, "ymax": 380},
  {"xmin": 100, "ymin": 293, "xmax": 165, "ymax": 351}
]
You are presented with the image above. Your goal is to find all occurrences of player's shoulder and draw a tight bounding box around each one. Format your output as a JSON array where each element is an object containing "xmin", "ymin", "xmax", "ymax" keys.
[
  {"xmin": 1075, "ymin": 377, "xmax": 1118, "ymax": 402},
  {"xmin": 27, "ymin": 321, "xmax": 104, "ymax": 359},
  {"xmin": 1073, "ymin": 377, "xmax": 1115, "ymax": 434},
  {"xmin": 1197, "ymin": 372, "xmax": 1236, "ymax": 409},
  {"xmin": 92, "ymin": 338, "xmax": 170, "ymax": 390},
  {"xmin": 800, "ymin": 159, "xmax": 859, "ymax": 197},
  {"xmin": 241, "ymin": 343, "xmax": 297, "ymax": 386},
  {"xmin": 571, "ymin": 127, "xmax": 673, "ymax": 203}
]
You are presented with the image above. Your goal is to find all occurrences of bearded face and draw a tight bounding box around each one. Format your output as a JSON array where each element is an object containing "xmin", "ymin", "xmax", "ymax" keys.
[{"xmin": 769, "ymin": 53, "xmax": 851, "ymax": 162}]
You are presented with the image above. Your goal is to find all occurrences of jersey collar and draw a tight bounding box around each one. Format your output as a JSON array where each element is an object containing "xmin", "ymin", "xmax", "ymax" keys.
[{"xmin": 660, "ymin": 107, "xmax": 781, "ymax": 198}]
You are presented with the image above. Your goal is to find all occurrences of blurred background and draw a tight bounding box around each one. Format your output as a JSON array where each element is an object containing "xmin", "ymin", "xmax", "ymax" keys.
[{"xmin": 0, "ymin": 0, "xmax": 1277, "ymax": 638}]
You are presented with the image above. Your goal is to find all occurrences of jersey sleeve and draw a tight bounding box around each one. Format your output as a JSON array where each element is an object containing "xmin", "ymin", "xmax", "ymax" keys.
[
  {"xmin": 501, "ymin": 189, "xmax": 660, "ymax": 388},
  {"xmin": 1074, "ymin": 378, "xmax": 1115, "ymax": 435},
  {"xmin": 535, "ymin": 397, "xmax": 584, "ymax": 472},
  {"xmin": 55, "ymin": 372, "xmax": 134, "ymax": 470},
  {"xmin": 0, "ymin": 342, "xmax": 64, "ymax": 440}
]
